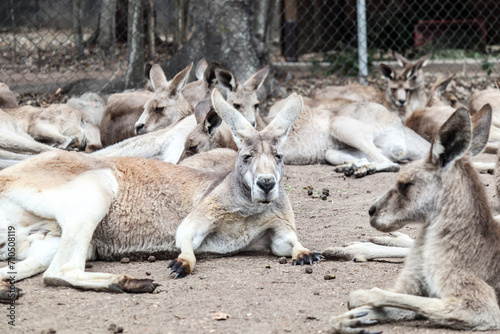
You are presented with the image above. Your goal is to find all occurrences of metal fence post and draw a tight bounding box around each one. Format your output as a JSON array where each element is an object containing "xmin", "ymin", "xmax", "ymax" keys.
[{"xmin": 357, "ymin": 0, "xmax": 368, "ymax": 84}]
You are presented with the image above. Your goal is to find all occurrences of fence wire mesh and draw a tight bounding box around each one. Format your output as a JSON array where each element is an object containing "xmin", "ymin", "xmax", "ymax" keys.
[{"xmin": 1, "ymin": 0, "xmax": 500, "ymax": 101}]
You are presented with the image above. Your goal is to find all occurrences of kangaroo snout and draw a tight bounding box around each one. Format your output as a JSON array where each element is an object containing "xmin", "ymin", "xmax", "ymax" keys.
[
  {"xmin": 256, "ymin": 176, "xmax": 276, "ymax": 194},
  {"xmin": 368, "ymin": 205, "xmax": 376, "ymax": 217},
  {"xmin": 135, "ymin": 123, "xmax": 145, "ymax": 135}
]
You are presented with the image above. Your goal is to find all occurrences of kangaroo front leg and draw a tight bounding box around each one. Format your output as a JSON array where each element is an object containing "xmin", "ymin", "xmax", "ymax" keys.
[
  {"xmin": 168, "ymin": 215, "xmax": 213, "ymax": 278},
  {"xmin": 270, "ymin": 226, "xmax": 322, "ymax": 265}
]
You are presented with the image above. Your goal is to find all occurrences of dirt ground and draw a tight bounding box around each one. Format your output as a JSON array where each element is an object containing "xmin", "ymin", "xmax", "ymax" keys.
[{"xmin": 2, "ymin": 152, "xmax": 499, "ymax": 334}]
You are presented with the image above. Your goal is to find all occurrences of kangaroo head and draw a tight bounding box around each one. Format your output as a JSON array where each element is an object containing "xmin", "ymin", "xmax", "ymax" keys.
[
  {"xmin": 181, "ymin": 59, "xmax": 220, "ymax": 107},
  {"xmin": 425, "ymin": 74, "xmax": 462, "ymax": 109},
  {"xmin": 381, "ymin": 52, "xmax": 431, "ymax": 108},
  {"xmin": 211, "ymin": 88, "xmax": 302, "ymax": 204},
  {"xmin": 368, "ymin": 104, "xmax": 492, "ymax": 232},
  {"xmin": 182, "ymin": 100, "xmax": 225, "ymax": 160},
  {"xmin": 135, "ymin": 63, "xmax": 193, "ymax": 135},
  {"xmin": 215, "ymin": 66, "xmax": 269, "ymax": 128}
]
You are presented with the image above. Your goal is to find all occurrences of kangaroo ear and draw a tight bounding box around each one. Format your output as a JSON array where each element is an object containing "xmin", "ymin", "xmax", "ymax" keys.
[
  {"xmin": 263, "ymin": 93, "xmax": 303, "ymax": 145},
  {"xmin": 216, "ymin": 68, "xmax": 238, "ymax": 92},
  {"xmin": 194, "ymin": 100, "xmax": 212, "ymax": 124},
  {"xmin": 204, "ymin": 108, "xmax": 222, "ymax": 135},
  {"xmin": 195, "ymin": 58, "xmax": 208, "ymax": 80},
  {"xmin": 211, "ymin": 88, "xmax": 256, "ymax": 148},
  {"xmin": 431, "ymin": 107, "xmax": 471, "ymax": 168},
  {"xmin": 394, "ymin": 52, "xmax": 410, "ymax": 67},
  {"xmin": 380, "ymin": 64, "xmax": 394, "ymax": 80},
  {"xmin": 204, "ymin": 62, "xmax": 220, "ymax": 88},
  {"xmin": 417, "ymin": 51, "xmax": 432, "ymax": 67},
  {"xmin": 150, "ymin": 64, "xmax": 168, "ymax": 90},
  {"xmin": 243, "ymin": 66, "xmax": 269, "ymax": 91},
  {"xmin": 169, "ymin": 63, "xmax": 193, "ymax": 95},
  {"xmin": 469, "ymin": 104, "xmax": 492, "ymax": 156}
]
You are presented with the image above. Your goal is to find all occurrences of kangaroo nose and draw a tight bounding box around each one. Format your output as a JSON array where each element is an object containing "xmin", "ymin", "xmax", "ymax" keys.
[
  {"xmin": 135, "ymin": 123, "xmax": 145, "ymax": 134},
  {"xmin": 250, "ymin": 121, "xmax": 256, "ymax": 128},
  {"xmin": 368, "ymin": 205, "xmax": 376, "ymax": 217},
  {"xmin": 257, "ymin": 178, "xmax": 276, "ymax": 194},
  {"xmin": 398, "ymin": 99, "xmax": 406, "ymax": 105}
]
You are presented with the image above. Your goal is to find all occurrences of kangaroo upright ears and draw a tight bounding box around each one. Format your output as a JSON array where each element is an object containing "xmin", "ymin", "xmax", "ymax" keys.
[
  {"xmin": 150, "ymin": 64, "xmax": 168, "ymax": 90},
  {"xmin": 469, "ymin": 103, "xmax": 492, "ymax": 156},
  {"xmin": 211, "ymin": 88, "xmax": 256, "ymax": 148},
  {"xmin": 215, "ymin": 68, "xmax": 238, "ymax": 92},
  {"xmin": 169, "ymin": 63, "xmax": 193, "ymax": 95},
  {"xmin": 243, "ymin": 66, "xmax": 270, "ymax": 91},
  {"xmin": 194, "ymin": 58, "xmax": 208, "ymax": 80},
  {"xmin": 263, "ymin": 93, "xmax": 303, "ymax": 146},
  {"xmin": 431, "ymin": 108, "xmax": 471, "ymax": 168},
  {"xmin": 380, "ymin": 64, "xmax": 395, "ymax": 80}
]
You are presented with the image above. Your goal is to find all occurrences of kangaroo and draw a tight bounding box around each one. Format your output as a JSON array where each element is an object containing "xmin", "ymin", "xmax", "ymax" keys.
[
  {"xmin": 313, "ymin": 52, "xmax": 432, "ymax": 121},
  {"xmin": 215, "ymin": 66, "xmax": 269, "ymax": 128},
  {"xmin": 180, "ymin": 99, "xmax": 430, "ymax": 177},
  {"xmin": 329, "ymin": 106, "xmax": 500, "ymax": 333},
  {"xmin": 0, "ymin": 108, "xmax": 57, "ymax": 167},
  {"xmin": 2, "ymin": 103, "xmax": 102, "ymax": 153},
  {"xmin": 0, "ymin": 89, "xmax": 321, "ymax": 301},
  {"xmin": 404, "ymin": 75, "xmax": 460, "ymax": 142},
  {"xmin": 470, "ymin": 79, "xmax": 500, "ymax": 146},
  {"xmin": 0, "ymin": 82, "xmax": 18, "ymax": 108}
]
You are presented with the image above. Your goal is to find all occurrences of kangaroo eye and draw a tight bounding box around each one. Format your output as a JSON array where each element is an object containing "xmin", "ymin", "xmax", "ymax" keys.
[
  {"xmin": 233, "ymin": 103, "xmax": 241, "ymax": 110},
  {"xmin": 242, "ymin": 154, "xmax": 252, "ymax": 162},
  {"xmin": 188, "ymin": 145, "xmax": 198, "ymax": 152},
  {"xmin": 155, "ymin": 106, "xmax": 165, "ymax": 113},
  {"xmin": 405, "ymin": 89, "xmax": 410, "ymax": 93},
  {"xmin": 391, "ymin": 88, "xmax": 397, "ymax": 93},
  {"xmin": 275, "ymin": 154, "xmax": 283, "ymax": 160},
  {"xmin": 397, "ymin": 182, "xmax": 412, "ymax": 195},
  {"xmin": 254, "ymin": 104, "xmax": 260, "ymax": 109}
]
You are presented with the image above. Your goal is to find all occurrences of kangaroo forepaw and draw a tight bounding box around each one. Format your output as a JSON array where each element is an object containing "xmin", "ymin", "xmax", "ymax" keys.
[
  {"xmin": 292, "ymin": 251, "xmax": 323, "ymax": 266},
  {"xmin": 167, "ymin": 258, "xmax": 191, "ymax": 278}
]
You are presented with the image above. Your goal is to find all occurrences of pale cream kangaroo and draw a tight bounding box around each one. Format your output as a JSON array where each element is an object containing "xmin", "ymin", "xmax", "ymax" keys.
[{"xmin": 0, "ymin": 89, "xmax": 320, "ymax": 301}]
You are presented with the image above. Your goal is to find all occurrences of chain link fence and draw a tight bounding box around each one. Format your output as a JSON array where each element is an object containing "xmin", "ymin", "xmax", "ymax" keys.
[{"xmin": 1, "ymin": 0, "xmax": 499, "ymax": 102}]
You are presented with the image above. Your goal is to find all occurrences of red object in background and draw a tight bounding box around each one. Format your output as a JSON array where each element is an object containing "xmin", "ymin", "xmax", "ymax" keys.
[{"xmin": 414, "ymin": 19, "xmax": 487, "ymax": 48}]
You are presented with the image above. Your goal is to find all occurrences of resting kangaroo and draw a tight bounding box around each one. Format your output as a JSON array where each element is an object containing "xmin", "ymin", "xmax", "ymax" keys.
[
  {"xmin": 329, "ymin": 106, "xmax": 500, "ymax": 333},
  {"xmin": 0, "ymin": 89, "xmax": 320, "ymax": 301},
  {"xmin": 313, "ymin": 52, "xmax": 431, "ymax": 121},
  {"xmin": 180, "ymin": 100, "xmax": 430, "ymax": 177}
]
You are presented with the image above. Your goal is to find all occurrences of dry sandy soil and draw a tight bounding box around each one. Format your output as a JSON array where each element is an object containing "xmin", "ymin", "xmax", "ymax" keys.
[{"xmin": 2, "ymin": 152, "xmax": 500, "ymax": 334}]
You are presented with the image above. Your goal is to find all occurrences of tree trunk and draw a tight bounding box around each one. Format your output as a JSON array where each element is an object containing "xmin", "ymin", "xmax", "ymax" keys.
[
  {"xmin": 72, "ymin": 0, "xmax": 84, "ymax": 59},
  {"xmin": 98, "ymin": 0, "xmax": 117, "ymax": 50},
  {"xmin": 125, "ymin": 0, "xmax": 145, "ymax": 88},
  {"xmin": 162, "ymin": 0, "xmax": 262, "ymax": 84}
]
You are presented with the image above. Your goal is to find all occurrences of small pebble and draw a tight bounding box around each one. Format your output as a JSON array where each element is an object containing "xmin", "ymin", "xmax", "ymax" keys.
[
  {"xmin": 324, "ymin": 274, "xmax": 336, "ymax": 280},
  {"xmin": 147, "ymin": 256, "xmax": 156, "ymax": 262},
  {"xmin": 145, "ymin": 271, "xmax": 151, "ymax": 276},
  {"xmin": 307, "ymin": 189, "xmax": 313, "ymax": 196},
  {"xmin": 320, "ymin": 194, "xmax": 327, "ymax": 201},
  {"xmin": 322, "ymin": 188, "xmax": 329, "ymax": 196},
  {"xmin": 85, "ymin": 262, "xmax": 93, "ymax": 269},
  {"xmin": 278, "ymin": 257, "xmax": 288, "ymax": 264},
  {"xmin": 265, "ymin": 264, "xmax": 271, "ymax": 269},
  {"xmin": 305, "ymin": 267, "xmax": 313, "ymax": 274},
  {"xmin": 120, "ymin": 257, "xmax": 130, "ymax": 264}
]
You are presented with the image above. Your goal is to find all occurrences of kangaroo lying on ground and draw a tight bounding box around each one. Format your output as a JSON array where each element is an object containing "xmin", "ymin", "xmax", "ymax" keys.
[
  {"xmin": 313, "ymin": 52, "xmax": 431, "ymax": 121},
  {"xmin": 329, "ymin": 105, "xmax": 500, "ymax": 333},
  {"xmin": 180, "ymin": 99, "xmax": 430, "ymax": 177},
  {"xmin": 0, "ymin": 89, "xmax": 320, "ymax": 302}
]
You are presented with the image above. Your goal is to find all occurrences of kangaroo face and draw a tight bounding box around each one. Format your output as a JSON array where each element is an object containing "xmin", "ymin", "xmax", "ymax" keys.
[{"xmin": 236, "ymin": 132, "xmax": 284, "ymax": 204}]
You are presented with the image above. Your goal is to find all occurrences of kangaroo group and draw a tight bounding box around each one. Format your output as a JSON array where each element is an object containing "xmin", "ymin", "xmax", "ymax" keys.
[{"xmin": 1, "ymin": 53, "xmax": 500, "ymax": 333}]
